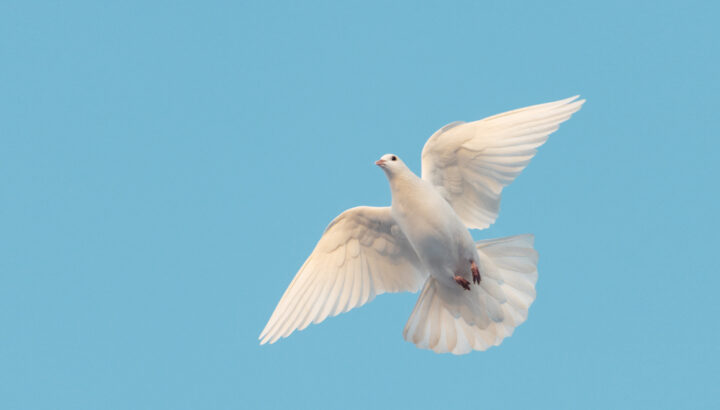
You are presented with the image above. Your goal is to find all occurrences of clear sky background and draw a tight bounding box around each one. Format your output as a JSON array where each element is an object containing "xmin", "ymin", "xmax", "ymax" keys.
[{"xmin": 2, "ymin": 1, "xmax": 718, "ymax": 409}]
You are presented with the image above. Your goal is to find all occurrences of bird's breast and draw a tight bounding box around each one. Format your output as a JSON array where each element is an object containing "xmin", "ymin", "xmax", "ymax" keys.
[{"xmin": 390, "ymin": 180, "xmax": 471, "ymax": 274}]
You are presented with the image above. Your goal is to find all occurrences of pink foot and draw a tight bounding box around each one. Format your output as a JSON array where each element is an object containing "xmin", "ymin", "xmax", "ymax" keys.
[
  {"xmin": 454, "ymin": 275, "xmax": 471, "ymax": 291},
  {"xmin": 471, "ymin": 261, "xmax": 481, "ymax": 284}
]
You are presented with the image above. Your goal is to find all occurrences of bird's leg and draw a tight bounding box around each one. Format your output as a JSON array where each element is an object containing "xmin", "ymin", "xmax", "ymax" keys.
[
  {"xmin": 471, "ymin": 260, "xmax": 481, "ymax": 284},
  {"xmin": 454, "ymin": 275, "xmax": 471, "ymax": 291}
]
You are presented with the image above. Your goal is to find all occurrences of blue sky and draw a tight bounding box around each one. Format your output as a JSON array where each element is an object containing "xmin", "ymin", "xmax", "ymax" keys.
[{"xmin": 1, "ymin": 1, "xmax": 718, "ymax": 409}]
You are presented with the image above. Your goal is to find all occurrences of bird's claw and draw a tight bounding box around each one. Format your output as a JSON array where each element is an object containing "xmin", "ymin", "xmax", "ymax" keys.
[
  {"xmin": 454, "ymin": 275, "xmax": 471, "ymax": 291},
  {"xmin": 471, "ymin": 261, "xmax": 481, "ymax": 284}
]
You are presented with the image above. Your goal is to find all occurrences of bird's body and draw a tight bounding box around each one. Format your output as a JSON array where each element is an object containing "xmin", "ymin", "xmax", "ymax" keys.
[
  {"xmin": 387, "ymin": 161, "xmax": 479, "ymax": 289},
  {"xmin": 259, "ymin": 96, "xmax": 585, "ymax": 354}
]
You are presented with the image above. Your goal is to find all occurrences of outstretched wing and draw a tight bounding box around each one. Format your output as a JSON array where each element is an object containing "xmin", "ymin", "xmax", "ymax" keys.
[
  {"xmin": 421, "ymin": 96, "xmax": 585, "ymax": 230},
  {"xmin": 259, "ymin": 206, "xmax": 426, "ymax": 345}
]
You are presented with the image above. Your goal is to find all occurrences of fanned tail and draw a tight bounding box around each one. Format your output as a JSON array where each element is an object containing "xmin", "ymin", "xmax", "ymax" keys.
[{"xmin": 403, "ymin": 234, "xmax": 538, "ymax": 354}]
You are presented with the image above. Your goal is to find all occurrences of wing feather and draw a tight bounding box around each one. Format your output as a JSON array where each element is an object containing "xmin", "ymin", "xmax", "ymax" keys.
[
  {"xmin": 421, "ymin": 96, "xmax": 585, "ymax": 229},
  {"xmin": 259, "ymin": 206, "xmax": 426, "ymax": 344}
]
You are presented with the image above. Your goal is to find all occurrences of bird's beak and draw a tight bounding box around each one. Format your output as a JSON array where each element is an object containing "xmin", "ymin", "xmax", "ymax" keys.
[{"xmin": 375, "ymin": 159, "xmax": 385, "ymax": 166}]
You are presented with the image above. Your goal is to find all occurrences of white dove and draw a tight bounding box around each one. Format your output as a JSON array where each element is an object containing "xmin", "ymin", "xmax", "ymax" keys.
[{"xmin": 259, "ymin": 96, "xmax": 584, "ymax": 354}]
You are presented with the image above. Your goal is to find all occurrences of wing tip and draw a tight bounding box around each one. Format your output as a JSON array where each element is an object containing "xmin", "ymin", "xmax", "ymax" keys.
[
  {"xmin": 259, "ymin": 332, "xmax": 280, "ymax": 345},
  {"xmin": 564, "ymin": 95, "xmax": 586, "ymax": 110},
  {"xmin": 565, "ymin": 94, "xmax": 583, "ymax": 102}
]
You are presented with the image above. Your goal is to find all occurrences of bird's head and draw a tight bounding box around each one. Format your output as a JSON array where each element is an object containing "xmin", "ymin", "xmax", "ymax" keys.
[{"xmin": 375, "ymin": 153, "xmax": 408, "ymax": 177}]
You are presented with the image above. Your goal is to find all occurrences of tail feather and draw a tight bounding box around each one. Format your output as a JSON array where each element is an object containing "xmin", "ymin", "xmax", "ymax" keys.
[{"xmin": 402, "ymin": 234, "xmax": 538, "ymax": 354}]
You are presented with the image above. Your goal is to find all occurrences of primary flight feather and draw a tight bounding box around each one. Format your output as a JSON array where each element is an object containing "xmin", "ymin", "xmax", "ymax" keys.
[{"xmin": 259, "ymin": 96, "xmax": 585, "ymax": 354}]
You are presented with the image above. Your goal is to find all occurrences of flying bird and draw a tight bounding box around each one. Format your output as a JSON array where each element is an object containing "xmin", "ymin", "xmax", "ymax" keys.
[{"xmin": 259, "ymin": 96, "xmax": 584, "ymax": 354}]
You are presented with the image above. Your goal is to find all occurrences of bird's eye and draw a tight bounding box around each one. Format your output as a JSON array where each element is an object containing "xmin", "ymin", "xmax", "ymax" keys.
[{"xmin": 391, "ymin": 156, "xmax": 397, "ymax": 161}]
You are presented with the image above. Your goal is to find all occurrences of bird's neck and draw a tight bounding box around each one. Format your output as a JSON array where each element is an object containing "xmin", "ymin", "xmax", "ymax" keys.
[{"xmin": 387, "ymin": 170, "xmax": 422, "ymax": 200}]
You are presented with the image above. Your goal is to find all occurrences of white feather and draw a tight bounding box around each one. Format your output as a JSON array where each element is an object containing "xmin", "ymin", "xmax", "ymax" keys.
[
  {"xmin": 403, "ymin": 235, "xmax": 538, "ymax": 354},
  {"xmin": 259, "ymin": 206, "xmax": 426, "ymax": 345},
  {"xmin": 421, "ymin": 96, "xmax": 585, "ymax": 229}
]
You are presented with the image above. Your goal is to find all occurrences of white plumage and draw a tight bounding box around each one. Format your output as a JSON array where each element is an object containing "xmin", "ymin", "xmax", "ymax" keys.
[{"xmin": 259, "ymin": 96, "xmax": 584, "ymax": 354}]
